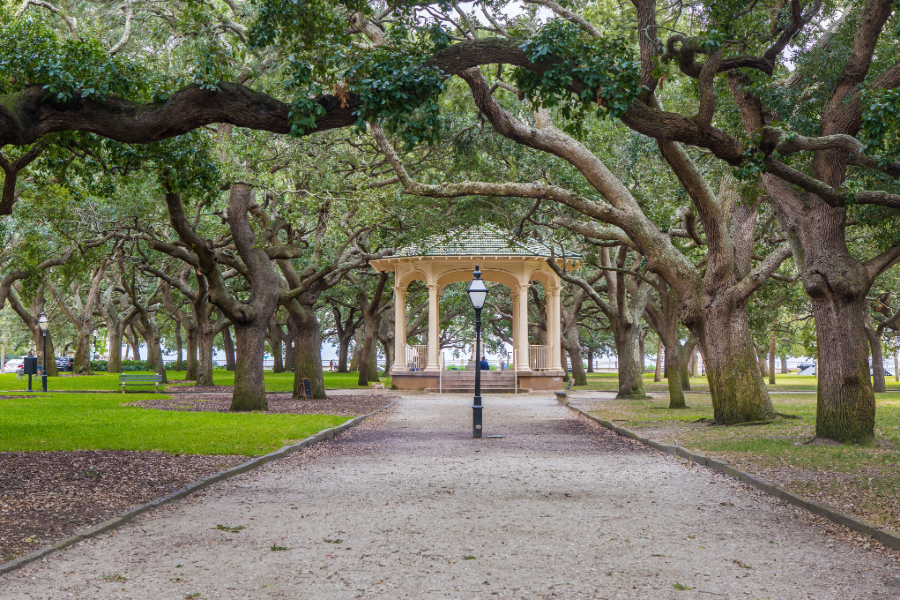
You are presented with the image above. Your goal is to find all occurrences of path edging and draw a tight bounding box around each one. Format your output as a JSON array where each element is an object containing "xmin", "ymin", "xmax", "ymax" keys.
[
  {"xmin": 569, "ymin": 404, "xmax": 900, "ymax": 551},
  {"xmin": 0, "ymin": 399, "xmax": 397, "ymax": 577}
]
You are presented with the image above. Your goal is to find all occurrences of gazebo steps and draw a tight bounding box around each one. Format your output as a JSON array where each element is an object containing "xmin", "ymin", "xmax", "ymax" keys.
[{"xmin": 424, "ymin": 387, "xmax": 531, "ymax": 394}]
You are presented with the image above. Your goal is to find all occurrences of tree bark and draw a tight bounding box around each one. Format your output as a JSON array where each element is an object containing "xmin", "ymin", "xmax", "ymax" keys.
[
  {"xmin": 231, "ymin": 320, "xmax": 269, "ymax": 410},
  {"xmin": 134, "ymin": 315, "xmax": 167, "ymax": 382},
  {"xmin": 809, "ymin": 292, "xmax": 875, "ymax": 441},
  {"xmin": 781, "ymin": 356, "xmax": 789, "ymax": 374},
  {"xmin": 614, "ymin": 318, "xmax": 645, "ymax": 399},
  {"xmin": 696, "ymin": 301, "xmax": 774, "ymax": 424},
  {"xmin": 866, "ymin": 321, "xmax": 886, "ymax": 394},
  {"xmin": 73, "ymin": 331, "xmax": 92, "ymax": 375},
  {"xmin": 338, "ymin": 336, "xmax": 352, "ymax": 373},
  {"xmin": 645, "ymin": 288, "xmax": 686, "ymax": 409},
  {"xmin": 678, "ymin": 339, "xmax": 693, "ymax": 391},
  {"xmin": 380, "ymin": 337, "xmax": 392, "ymax": 377},
  {"xmin": 223, "ymin": 326, "xmax": 236, "ymax": 371},
  {"xmin": 587, "ymin": 349, "xmax": 594, "ymax": 373},
  {"xmin": 358, "ymin": 274, "xmax": 389, "ymax": 386},
  {"xmin": 283, "ymin": 322, "xmax": 294, "ymax": 372},
  {"xmin": 268, "ymin": 318, "xmax": 284, "ymax": 373},
  {"xmin": 561, "ymin": 319, "xmax": 587, "ymax": 386},
  {"xmin": 768, "ymin": 329, "xmax": 777, "ymax": 385},
  {"xmin": 195, "ymin": 305, "xmax": 215, "ymax": 387},
  {"xmin": 185, "ymin": 327, "xmax": 198, "ymax": 380},
  {"xmin": 348, "ymin": 328, "xmax": 363, "ymax": 372},
  {"xmin": 286, "ymin": 302, "xmax": 326, "ymax": 399},
  {"xmin": 126, "ymin": 324, "xmax": 141, "ymax": 361},
  {"xmin": 654, "ymin": 344, "xmax": 662, "ymax": 382},
  {"xmin": 107, "ymin": 327, "xmax": 124, "ymax": 374},
  {"xmin": 690, "ymin": 345, "xmax": 699, "ymax": 377},
  {"xmin": 663, "ymin": 341, "xmax": 685, "ymax": 409},
  {"xmin": 174, "ymin": 321, "xmax": 183, "ymax": 371}
]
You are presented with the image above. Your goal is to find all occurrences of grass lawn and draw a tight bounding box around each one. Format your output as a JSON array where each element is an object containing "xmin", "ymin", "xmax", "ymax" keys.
[
  {"xmin": 0, "ymin": 392, "xmax": 349, "ymax": 456},
  {"xmin": 579, "ymin": 371, "xmax": 900, "ymax": 393},
  {"xmin": 0, "ymin": 370, "xmax": 384, "ymax": 455},
  {"xmin": 0, "ymin": 370, "xmax": 390, "ymax": 393},
  {"xmin": 581, "ymin": 392, "xmax": 900, "ymax": 532}
]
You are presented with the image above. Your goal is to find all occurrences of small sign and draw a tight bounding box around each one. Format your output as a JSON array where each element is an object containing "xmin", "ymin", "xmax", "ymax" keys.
[{"xmin": 302, "ymin": 378, "xmax": 312, "ymax": 399}]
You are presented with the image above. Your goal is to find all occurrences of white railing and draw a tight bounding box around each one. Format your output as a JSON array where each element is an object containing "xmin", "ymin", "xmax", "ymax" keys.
[
  {"xmin": 439, "ymin": 351, "xmax": 445, "ymax": 394},
  {"xmin": 529, "ymin": 344, "xmax": 553, "ymax": 371},
  {"xmin": 405, "ymin": 343, "xmax": 427, "ymax": 371}
]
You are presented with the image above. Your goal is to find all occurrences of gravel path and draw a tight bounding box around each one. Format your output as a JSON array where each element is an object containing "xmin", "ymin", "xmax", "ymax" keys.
[{"xmin": 2, "ymin": 393, "xmax": 899, "ymax": 599}]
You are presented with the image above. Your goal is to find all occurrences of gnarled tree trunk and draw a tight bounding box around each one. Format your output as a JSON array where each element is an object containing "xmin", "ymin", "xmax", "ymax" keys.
[
  {"xmin": 268, "ymin": 318, "xmax": 284, "ymax": 373},
  {"xmin": 286, "ymin": 302, "xmax": 326, "ymax": 399},
  {"xmin": 614, "ymin": 317, "xmax": 645, "ymax": 399},
  {"xmin": 561, "ymin": 321, "xmax": 587, "ymax": 386},
  {"xmin": 693, "ymin": 298, "xmax": 774, "ymax": 424},
  {"xmin": 768, "ymin": 329, "xmax": 777, "ymax": 385},
  {"xmin": 174, "ymin": 321, "xmax": 183, "ymax": 372},
  {"xmin": 231, "ymin": 320, "xmax": 269, "ymax": 410},
  {"xmin": 866, "ymin": 320, "xmax": 886, "ymax": 394},
  {"xmin": 222, "ymin": 327, "xmax": 236, "ymax": 371}
]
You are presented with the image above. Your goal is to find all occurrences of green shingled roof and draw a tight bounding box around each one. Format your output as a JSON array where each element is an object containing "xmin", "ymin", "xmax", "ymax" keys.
[{"xmin": 395, "ymin": 225, "xmax": 580, "ymax": 259}]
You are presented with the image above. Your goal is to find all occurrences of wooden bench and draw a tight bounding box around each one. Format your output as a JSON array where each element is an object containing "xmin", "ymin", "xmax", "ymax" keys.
[{"xmin": 120, "ymin": 374, "xmax": 162, "ymax": 393}]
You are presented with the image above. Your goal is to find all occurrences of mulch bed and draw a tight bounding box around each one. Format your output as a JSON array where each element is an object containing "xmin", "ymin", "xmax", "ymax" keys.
[
  {"xmin": 1, "ymin": 394, "xmax": 391, "ymax": 563},
  {"xmin": 166, "ymin": 384, "xmax": 236, "ymax": 394},
  {"xmin": 129, "ymin": 393, "xmax": 390, "ymax": 417},
  {"xmin": 0, "ymin": 451, "xmax": 244, "ymax": 562}
]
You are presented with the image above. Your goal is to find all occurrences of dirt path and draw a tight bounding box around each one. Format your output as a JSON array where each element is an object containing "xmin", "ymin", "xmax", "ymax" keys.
[{"xmin": 2, "ymin": 394, "xmax": 898, "ymax": 599}]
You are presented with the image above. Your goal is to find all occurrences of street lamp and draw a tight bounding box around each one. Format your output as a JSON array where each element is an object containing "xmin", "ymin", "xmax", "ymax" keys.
[
  {"xmin": 467, "ymin": 266, "xmax": 489, "ymax": 439},
  {"xmin": 37, "ymin": 312, "xmax": 49, "ymax": 392}
]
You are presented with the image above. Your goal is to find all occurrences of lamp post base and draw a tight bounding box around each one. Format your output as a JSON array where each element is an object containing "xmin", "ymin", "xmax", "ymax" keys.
[
  {"xmin": 473, "ymin": 398, "xmax": 482, "ymax": 438},
  {"xmin": 41, "ymin": 374, "xmax": 47, "ymax": 392}
]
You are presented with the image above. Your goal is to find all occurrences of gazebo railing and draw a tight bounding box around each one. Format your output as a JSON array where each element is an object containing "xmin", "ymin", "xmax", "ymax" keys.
[
  {"xmin": 529, "ymin": 344, "xmax": 553, "ymax": 371},
  {"xmin": 405, "ymin": 344, "xmax": 427, "ymax": 371}
]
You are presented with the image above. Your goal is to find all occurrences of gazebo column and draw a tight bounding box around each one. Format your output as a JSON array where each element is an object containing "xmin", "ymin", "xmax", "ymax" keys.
[
  {"xmin": 425, "ymin": 284, "xmax": 440, "ymax": 371},
  {"xmin": 511, "ymin": 291, "xmax": 519, "ymax": 368},
  {"xmin": 516, "ymin": 284, "xmax": 532, "ymax": 372},
  {"xmin": 392, "ymin": 287, "xmax": 407, "ymax": 373},
  {"xmin": 547, "ymin": 285, "xmax": 563, "ymax": 371}
]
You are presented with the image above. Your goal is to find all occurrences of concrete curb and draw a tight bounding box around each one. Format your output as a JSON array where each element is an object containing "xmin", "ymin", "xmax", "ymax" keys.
[
  {"xmin": 569, "ymin": 404, "xmax": 900, "ymax": 552},
  {"xmin": 0, "ymin": 399, "xmax": 397, "ymax": 577}
]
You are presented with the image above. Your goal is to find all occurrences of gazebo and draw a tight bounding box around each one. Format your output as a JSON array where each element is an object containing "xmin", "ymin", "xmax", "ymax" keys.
[{"xmin": 370, "ymin": 226, "xmax": 580, "ymax": 392}]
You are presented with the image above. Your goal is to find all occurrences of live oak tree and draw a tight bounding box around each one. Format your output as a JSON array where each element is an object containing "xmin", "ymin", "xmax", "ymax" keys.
[{"xmin": 1, "ymin": 0, "xmax": 895, "ymax": 438}]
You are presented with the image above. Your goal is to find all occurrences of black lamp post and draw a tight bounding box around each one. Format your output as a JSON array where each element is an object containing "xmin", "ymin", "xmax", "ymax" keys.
[
  {"xmin": 38, "ymin": 312, "xmax": 49, "ymax": 392},
  {"xmin": 467, "ymin": 266, "xmax": 488, "ymax": 438}
]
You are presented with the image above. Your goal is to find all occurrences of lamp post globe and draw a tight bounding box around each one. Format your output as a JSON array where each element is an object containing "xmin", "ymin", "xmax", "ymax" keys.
[
  {"xmin": 466, "ymin": 266, "xmax": 489, "ymax": 438},
  {"xmin": 38, "ymin": 312, "xmax": 49, "ymax": 392}
]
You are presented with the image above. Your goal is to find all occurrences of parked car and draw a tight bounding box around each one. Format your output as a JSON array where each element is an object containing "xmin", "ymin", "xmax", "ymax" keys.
[
  {"xmin": 56, "ymin": 356, "xmax": 74, "ymax": 371},
  {"xmin": 4, "ymin": 358, "xmax": 25, "ymax": 374}
]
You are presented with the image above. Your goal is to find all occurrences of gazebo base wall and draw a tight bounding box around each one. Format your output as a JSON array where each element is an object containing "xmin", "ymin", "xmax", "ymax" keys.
[
  {"xmin": 518, "ymin": 372, "xmax": 565, "ymax": 390},
  {"xmin": 390, "ymin": 371, "xmax": 565, "ymax": 392}
]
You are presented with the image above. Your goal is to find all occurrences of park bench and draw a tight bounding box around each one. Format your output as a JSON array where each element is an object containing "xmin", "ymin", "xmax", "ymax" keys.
[
  {"xmin": 554, "ymin": 380, "xmax": 574, "ymax": 405},
  {"xmin": 119, "ymin": 373, "xmax": 162, "ymax": 393}
]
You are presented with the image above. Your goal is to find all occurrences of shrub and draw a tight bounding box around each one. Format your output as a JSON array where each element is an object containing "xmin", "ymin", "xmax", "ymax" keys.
[{"xmin": 90, "ymin": 360, "xmax": 150, "ymax": 372}]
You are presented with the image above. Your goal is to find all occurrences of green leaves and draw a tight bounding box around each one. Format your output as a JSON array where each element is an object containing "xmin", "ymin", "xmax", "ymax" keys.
[
  {"xmin": 0, "ymin": 15, "xmax": 144, "ymax": 101},
  {"xmin": 511, "ymin": 20, "xmax": 643, "ymax": 137},
  {"xmin": 247, "ymin": 0, "xmax": 350, "ymax": 52},
  {"xmin": 860, "ymin": 88, "xmax": 900, "ymax": 162}
]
